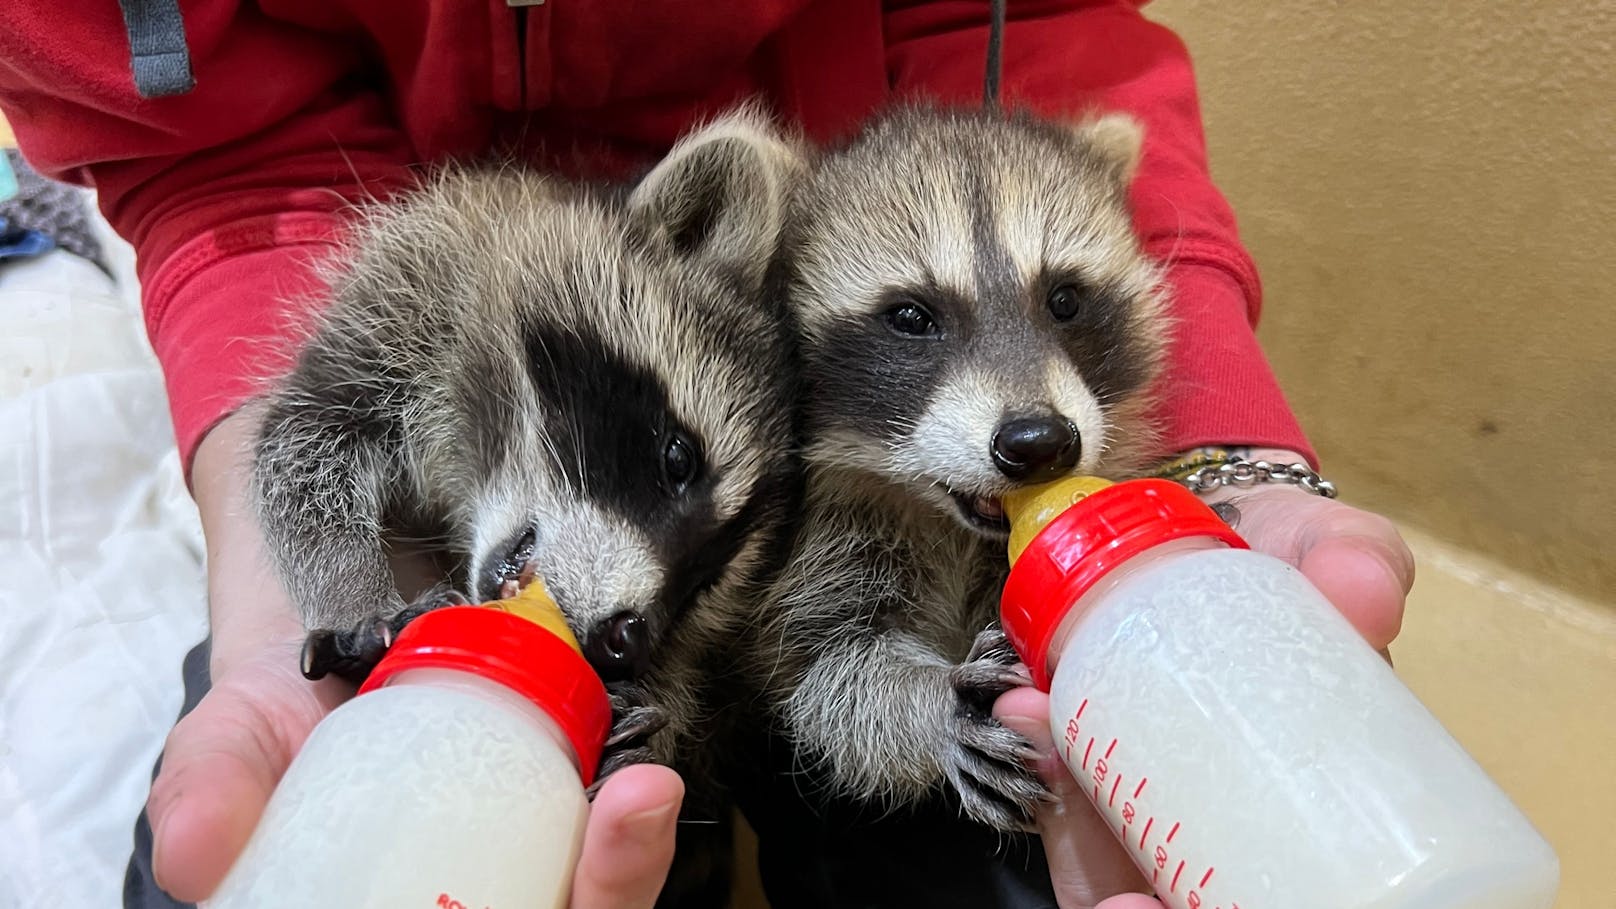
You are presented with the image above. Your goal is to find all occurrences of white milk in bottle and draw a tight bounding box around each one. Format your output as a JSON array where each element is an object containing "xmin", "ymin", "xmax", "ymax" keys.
[
  {"xmin": 999, "ymin": 478, "xmax": 1558, "ymax": 909},
  {"xmin": 206, "ymin": 582, "xmax": 610, "ymax": 909}
]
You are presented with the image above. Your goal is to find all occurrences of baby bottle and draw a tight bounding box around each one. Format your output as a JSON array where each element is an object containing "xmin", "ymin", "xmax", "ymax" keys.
[
  {"xmin": 207, "ymin": 581, "xmax": 610, "ymax": 909},
  {"xmin": 998, "ymin": 477, "xmax": 1558, "ymax": 909}
]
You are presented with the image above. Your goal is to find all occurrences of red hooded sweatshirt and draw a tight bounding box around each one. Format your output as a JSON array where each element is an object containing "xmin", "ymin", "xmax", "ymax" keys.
[{"xmin": 0, "ymin": 0, "xmax": 1312, "ymax": 471}]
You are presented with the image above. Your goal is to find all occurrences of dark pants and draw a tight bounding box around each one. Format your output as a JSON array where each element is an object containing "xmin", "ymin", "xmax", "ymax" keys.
[
  {"xmin": 123, "ymin": 643, "xmax": 1058, "ymax": 909},
  {"xmin": 730, "ymin": 725, "xmax": 1060, "ymax": 909},
  {"xmin": 124, "ymin": 639, "xmax": 209, "ymax": 909},
  {"xmin": 749, "ymin": 806, "xmax": 1058, "ymax": 909}
]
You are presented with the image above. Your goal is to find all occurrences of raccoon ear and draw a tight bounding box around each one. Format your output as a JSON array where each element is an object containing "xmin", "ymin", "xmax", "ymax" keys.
[
  {"xmin": 1072, "ymin": 112, "xmax": 1145, "ymax": 185},
  {"xmin": 630, "ymin": 107, "xmax": 803, "ymax": 286}
]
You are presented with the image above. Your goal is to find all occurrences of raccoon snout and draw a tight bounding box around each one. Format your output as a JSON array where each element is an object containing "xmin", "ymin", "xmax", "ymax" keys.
[
  {"xmin": 582, "ymin": 611, "xmax": 652, "ymax": 682},
  {"xmin": 991, "ymin": 415, "xmax": 1081, "ymax": 482}
]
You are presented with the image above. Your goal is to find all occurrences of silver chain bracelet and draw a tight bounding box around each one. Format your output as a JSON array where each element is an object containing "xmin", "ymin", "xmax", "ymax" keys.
[{"xmin": 1180, "ymin": 455, "xmax": 1339, "ymax": 499}]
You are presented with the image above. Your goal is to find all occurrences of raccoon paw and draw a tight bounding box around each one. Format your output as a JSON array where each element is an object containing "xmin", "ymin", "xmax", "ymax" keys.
[
  {"xmin": 588, "ymin": 686, "xmax": 671, "ymax": 797},
  {"xmin": 951, "ymin": 625, "xmax": 1032, "ymax": 713},
  {"xmin": 605, "ymin": 700, "xmax": 670, "ymax": 749},
  {"xmin": 940, "ymin": 627, "xmax": 1046, "ymax": 830},
  {"xmin": 939, "ymin": 711, "xmax": 1050, "ymax": 832},
  {"xmin": 299, "ymin": 589, "xmax": 469, "ymax": 684},
  {"xmin": 300, "ymin": 616, "xmax": 395, "ymax": 685}
]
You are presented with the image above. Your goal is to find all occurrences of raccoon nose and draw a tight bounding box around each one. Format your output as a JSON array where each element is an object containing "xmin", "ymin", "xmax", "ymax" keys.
[
  {"xmin": 583, "ymin": 611, "xmax": 652, "ymax": 682},
  {"xmin": 991, "ymin": 415, "xmax": 1081, "ymax": 481}
]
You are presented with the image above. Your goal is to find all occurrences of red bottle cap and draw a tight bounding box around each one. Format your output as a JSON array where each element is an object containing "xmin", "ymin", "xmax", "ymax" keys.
[
  {"xmin": 359, "ymin": 606, "xmax": 613, "ymax": 785},
  {"xmin": 1000, "ymin": 479, "xmax": 1248, "ymax": 688}
]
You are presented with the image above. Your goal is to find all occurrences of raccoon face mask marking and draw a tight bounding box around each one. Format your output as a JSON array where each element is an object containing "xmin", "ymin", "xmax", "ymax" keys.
[
  {"xmin": 786, "ymin": 108, "xmax": 1165, "ymax": 539},
  {"xmin": 253, "ymin": 107, "xmax": 804, "ymax": 686},
  {"xmin": 463, "ymin": 315, "xmax": 787, "ymax": 682},
  {"xmin": 452, "ymin": 127, "xmax": 802, "ymax": 681}
]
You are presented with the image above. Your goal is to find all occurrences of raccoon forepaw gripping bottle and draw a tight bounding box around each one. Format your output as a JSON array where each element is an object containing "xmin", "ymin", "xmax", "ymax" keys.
[
  {"xmin": 998, "ymin": 478, "xmax": 1558, "ymax": 909},
  {"xmin": 206, "ymin": 582, "xmax": 610, "ymax": 909}
]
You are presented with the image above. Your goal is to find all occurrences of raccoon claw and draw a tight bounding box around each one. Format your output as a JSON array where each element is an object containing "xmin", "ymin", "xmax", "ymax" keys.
[
  {"xmin": 300, "ymin": 616, "xmax": 394, "ymax": 684},
  {"xmin": 299, "ymin": 591, "xmax": 465, "ymax": 684},
  {"xmin": 951, "ymin": 660, "xmax": 1033, "ymax": 707},
  {"xmin": 951, "ymin": 626, "xmax": 1031, "ymax": 713},
  {"xmin": 964, "ymin": 625, "xmax": 1017, "ymax": 665},
  {"xmin": 605, "ymin": 703, "xmax": 669, "ymax": 748},
  {"xmin": 940, "ymin": 630, "xmax": 1049, "ymax": 831},
  {"xmin": 587, "ymin": 685, "xmax": 671, "ymax": 791},
  {"xmin": 586, "ymin": 743, "xmax": 663, "ymax": 799},
  {"xmin": 942, "ymin": 715, "xmax": 1051, "ymax": 832},
  {"xmin": 604, "ymin": 685, "xmax": 669, "ymax": 750},
  {"xmin": 590, "ymin": 698, "xmax": 669, "ymax": 797}
]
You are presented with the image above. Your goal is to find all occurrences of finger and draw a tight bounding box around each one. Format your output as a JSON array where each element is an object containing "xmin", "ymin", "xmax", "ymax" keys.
[
  {"xmin": 570, "ymin": 764, "xmax": 684, "ymax": 909},
  {"xmin": 1229, "ymin": 488, "xmax": 1414, "ymax": 651},
  {"xmin": 1096, "ymin": 896, "xmax": 1162, "ymax": 909},
  {"xmin": 995, "ymin": 688, "xmax": 1151, "ymax": 907},
  {"xmin": 992, "ymin": 687, "xmax": 1074, "ymax": 795},
  {"xmin": 148, "ymin": 727, "xmax": 274, "ymax": 901},
  {"xmin": 148, "ymin": 650, "xmax": 339, "ymax": 902},
  {"xmin": 1297, "ymin": 531, "xmax": 1413, "ymax": 652},
  {"xmin": 147, "ymin": 692, "xmax": 303, "ymax": 898}
]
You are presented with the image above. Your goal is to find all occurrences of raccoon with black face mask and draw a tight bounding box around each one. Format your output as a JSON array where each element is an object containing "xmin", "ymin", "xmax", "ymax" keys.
[
  {"xmin": 745, "ymin": 105, "xmax": 1168, "ymax": 832},
  {"xmin": 250, "ymin": 111, "xmax": 804, "ymax": 787}
]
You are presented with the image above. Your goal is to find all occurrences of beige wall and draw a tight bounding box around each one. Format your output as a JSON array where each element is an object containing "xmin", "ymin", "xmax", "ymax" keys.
[{"xmin": 1148, "ymin": 1, "xmax": 1616, "ymax": 603}]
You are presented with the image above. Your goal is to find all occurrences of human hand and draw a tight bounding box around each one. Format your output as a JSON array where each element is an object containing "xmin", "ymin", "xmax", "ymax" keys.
[
  {"xmin": 150, "ymin": 645, "xmax": 685, "ymax": 907},
  {"xmin": 1191, "ymin": 447, "xmax": 1414, "ymax": 651},
  {"xmin": 992, "ymin": 448, "xmax": 1416, "ymax": 907},
  {"xmin": 147, "ymin": 411, "xmax": 684, "ymax": 907}
]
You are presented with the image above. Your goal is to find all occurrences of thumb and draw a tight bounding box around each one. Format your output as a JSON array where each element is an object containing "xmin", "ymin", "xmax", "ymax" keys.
[
  {"xmin": 147, "ymin": 647, "xmax": 344, "ymax": 902},
  {"xmin": 570, "ymin": 764, "xmax": 685, "ymax": 909},
  {"xmin": 995, "ymin": 687, "xmax": 1151, "ymax": 908}
]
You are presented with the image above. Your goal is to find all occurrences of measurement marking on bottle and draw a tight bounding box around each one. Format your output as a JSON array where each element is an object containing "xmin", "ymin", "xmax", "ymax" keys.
[{"xmin": 1058, "ymin": 697, "xmax": 1241, "ymax": 909}]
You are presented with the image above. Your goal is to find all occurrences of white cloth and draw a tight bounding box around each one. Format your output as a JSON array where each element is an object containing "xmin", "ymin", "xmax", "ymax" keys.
[{"xmin": 0, "ymin": 206, "xmax": 207, "ymax": 907}]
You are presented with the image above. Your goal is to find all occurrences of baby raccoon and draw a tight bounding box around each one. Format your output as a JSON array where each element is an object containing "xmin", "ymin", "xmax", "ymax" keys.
[
  {"xmin": 746, "ymin": 105, "xmax": 1168, "ymax": 832},
  {"xmin": 251, "ymin": 111, "xmax": 804, "ymax": 785}
]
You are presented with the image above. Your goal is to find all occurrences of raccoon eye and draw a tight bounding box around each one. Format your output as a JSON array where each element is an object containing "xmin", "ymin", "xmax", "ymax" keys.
[
  {"xmin": 662, "ymin": 432, "xmax": 701, "ymax": 494},
  {"xmin": 1048, "ymin": 284, "xmax": 1085, "ymax": 321},
  {"xmin": 883, "ymin": 302, "xmax": 940, "ymax": 338}
]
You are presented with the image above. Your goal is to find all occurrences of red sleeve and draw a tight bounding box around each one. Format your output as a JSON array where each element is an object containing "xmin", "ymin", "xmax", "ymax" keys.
[
  {"xmin": 0, "ymin": 3, "xmax": 416, "ymax": 474},
  {"xmin": 883, "ymin": 0, "xmax": 1317, "ymax": 466}
]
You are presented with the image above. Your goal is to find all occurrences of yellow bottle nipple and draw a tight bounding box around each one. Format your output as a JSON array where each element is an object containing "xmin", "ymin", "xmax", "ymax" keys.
[
  {"xmin": 486, "ymin": 579, "xmax": 583, "ymax": 656},
  {"xmin": 1003, "ymin": 476, "xmax": 1116, "ymax": 565}
]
